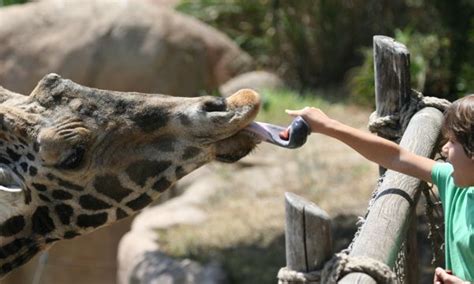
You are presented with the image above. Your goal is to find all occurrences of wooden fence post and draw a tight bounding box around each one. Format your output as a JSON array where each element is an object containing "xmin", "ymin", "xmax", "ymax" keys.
[
  {"xmin": 373, "ymin": 35, "xmax": 412, "ymax": 178},
  {"xmin": 374, "ymin": 35, "xmax": 412, "ymax": 137},
  {"xmin": 338, "ymin": 36, "xmax": 444, "ymax": 283},
  {"xmin": 280, "ymin": 192, "xmax": 332, "ymax": 283}
]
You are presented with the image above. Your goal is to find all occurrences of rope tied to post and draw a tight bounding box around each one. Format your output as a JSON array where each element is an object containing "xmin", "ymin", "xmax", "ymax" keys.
[
  {"xmin": 277, "ymin": 252, "xmax": 398, "ymax": 284},
  {"xmin": 277, "ymin": 267, "xmax": 321, "ymax": 283},
  {"xmin": 320, "ymin": 252, "xmax": 397, "ymax": 284},
  {"xmin": 368, "ymin": 89, "xmax": 451, "ymax": 139}
]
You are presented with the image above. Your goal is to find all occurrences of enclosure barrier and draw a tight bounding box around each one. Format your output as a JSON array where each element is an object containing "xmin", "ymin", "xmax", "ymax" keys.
[{"xmin": 277, "ymin": 36, "xmax": 449, "ymax": 283}]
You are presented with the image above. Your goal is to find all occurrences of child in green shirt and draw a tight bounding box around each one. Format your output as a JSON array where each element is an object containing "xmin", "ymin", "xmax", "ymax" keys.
[{"xmin": 282, "ymin": 94, "xmax": 474, "ymax": 283}]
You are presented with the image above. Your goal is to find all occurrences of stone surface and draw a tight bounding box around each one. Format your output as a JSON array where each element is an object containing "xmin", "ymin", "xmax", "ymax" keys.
[
  {"xmin": 0, "ymin": 0, "xmax": 253, "ymax": 96},
  {"xmin": 219, "ymin": 70, "xmax": 285, "ymax": 97},
  {"xmin": 126, "ymin": 250, "xmax": 227, "ymax": 284},
  {"xmin": 118, "ymin": 165, "xmax": 229, "ymax": 284}
]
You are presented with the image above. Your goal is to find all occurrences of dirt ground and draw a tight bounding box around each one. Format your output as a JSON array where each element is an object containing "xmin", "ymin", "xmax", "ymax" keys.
[{"xmin": 157, "ymin": 104, "xmax": 440, "ymax": 283}]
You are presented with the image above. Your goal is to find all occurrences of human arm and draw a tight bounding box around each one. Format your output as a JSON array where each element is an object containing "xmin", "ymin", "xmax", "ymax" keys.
[
  {"xmin": 433, "ymin": 267, "xmax": 468, "ymax": 284},
  {"xmin": 284, "ymin": 107, "xmax": 436, "ymax": 183}
]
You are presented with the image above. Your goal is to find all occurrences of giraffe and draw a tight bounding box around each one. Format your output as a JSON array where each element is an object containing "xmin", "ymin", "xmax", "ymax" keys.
[{"xmin": 0, "ymin": 73, "xmax": 272, "ymax": 277}]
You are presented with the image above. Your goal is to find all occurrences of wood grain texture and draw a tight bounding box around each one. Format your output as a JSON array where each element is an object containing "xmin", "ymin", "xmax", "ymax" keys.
[
  {"xmin": 373, "ymin": 35, "xmax": 411, "ymax": 129},
  {"xmin": 284, "ymin": 192, "xmax": 332, "ymax": 273},
  {"xmin": 339, "ymin": 107, "xmax": 443, "ymax": 284}
]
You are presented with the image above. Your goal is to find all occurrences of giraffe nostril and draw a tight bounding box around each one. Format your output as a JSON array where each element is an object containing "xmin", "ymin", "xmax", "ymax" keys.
[{"xmin": 202, "ymin": 98, "xmax": 227, "ymax": 113}]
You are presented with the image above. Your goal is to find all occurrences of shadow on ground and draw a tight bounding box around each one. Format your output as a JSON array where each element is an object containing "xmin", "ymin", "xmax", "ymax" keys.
[{"xmin": 180, "ymin": 213, "xmax": 439, "ymax": 284}]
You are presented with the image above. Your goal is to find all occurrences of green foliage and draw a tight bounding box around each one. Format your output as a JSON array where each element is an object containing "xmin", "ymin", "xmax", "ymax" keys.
[
  {"xmin": 177, "ymin": 0, "xmax": 274, "ymax": 66},
  {"xmin": 0, "ymin": 0, "xmax": 28, "ymax": 6},
  {"xmin": 347, "ymin": 48, "xmax": 375, "ymax": 107},
  {"xmin": 178, "ymin": 0, "xmax": 473, "ymax": 103},
  {"xmin": 348, "ymin": 29, "xmax": 451, "ymax": 106},
  {"xmin": 459, "ymin": 62, "xmax": 474, "ymax": 95},
  {"xmin": 256, "ymin": 88, "xmax": 333, "ymax": 124},
  {"xmin": 177, "ymin": 0, "xmax": 401, "ymax": 90},
  {"xmin": 456, "ymin": 12, "xmax": 474, "ymax": 94},
  {"xmin": 428, "ymin": 0, "xmax": 474, "ymax": 100}
]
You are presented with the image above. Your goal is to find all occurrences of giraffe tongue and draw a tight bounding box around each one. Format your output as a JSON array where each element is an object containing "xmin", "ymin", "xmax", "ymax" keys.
[{"xmin": 244, "ymin": 116, "xmax": 311, "ymax": 149}]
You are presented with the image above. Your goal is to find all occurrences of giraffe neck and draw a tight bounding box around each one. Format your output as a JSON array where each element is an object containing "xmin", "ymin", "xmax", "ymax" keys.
[
  {"xmin": 0, "ymin": 151, "xmax": 205, "ymax": 277},
  {"xmin": 0, "ymin": 190, "xmax": 42, "ymax": 276}
]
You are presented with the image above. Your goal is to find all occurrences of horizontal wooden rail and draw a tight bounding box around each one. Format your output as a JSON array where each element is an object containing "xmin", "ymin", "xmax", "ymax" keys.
[{"xmin": 338, "ymin": 106, "xmax": 443, "ymax": 283}]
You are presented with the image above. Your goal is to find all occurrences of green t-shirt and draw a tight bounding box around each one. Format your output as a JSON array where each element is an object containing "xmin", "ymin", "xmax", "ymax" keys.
[{"xmin": 432, "ymin": 162, "xmax": 474, "ymax": 281}]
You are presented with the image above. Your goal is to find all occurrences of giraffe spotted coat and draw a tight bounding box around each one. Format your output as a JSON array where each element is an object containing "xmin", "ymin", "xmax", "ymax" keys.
[{"xmin": 0, "ymin": 74, "xmax": 261, "ymax": 276}]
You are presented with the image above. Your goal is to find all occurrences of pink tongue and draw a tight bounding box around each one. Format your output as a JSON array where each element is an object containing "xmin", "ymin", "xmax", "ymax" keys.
[{"xmin": 245, "ymin": 122, "xmax": 287, "ymax": 142}]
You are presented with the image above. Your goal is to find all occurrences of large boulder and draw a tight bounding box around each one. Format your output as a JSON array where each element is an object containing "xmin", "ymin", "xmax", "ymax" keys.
[
  {"xmin": 118, "ymin": 166, "xmax": 229, "ymax": 284},
  {"xmin": 219, "ymin": 70, "xmax": 286, "ymax": 97},
  {"xmin": 0, "ymin": 0, "xmax": 253, "ymax": 96},
  {"xmin": 121, "ymin": 236, "xmax": 227, "ymax": 284}
]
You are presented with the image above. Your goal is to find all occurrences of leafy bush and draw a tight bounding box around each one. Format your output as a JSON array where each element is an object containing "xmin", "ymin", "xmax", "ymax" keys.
[
  {"xmin": 0, "ymin": 0, "xmax": 28, "ymax": 6},
  {"xmin": 346, "ymin": 47, "xmax": 375, "ymax": 107},
  {"xmin": 177, "ymin": 1, "xmax": 274, "ymax": 65},
  {"xmin": 348, "ymin": 29, "xmax": 450, "ymax": 106},
  {"xmin": 177, "ymin": 0, "xmax": 403, "ymax": 91},
  {"xmin": 178, "ymin": 0, "xmax": 473, "ymax": 103}
]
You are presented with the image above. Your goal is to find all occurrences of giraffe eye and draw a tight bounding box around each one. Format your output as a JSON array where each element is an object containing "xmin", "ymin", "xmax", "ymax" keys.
[{"xmin": 57, "ymin": 146, "xmax": 85, "ymax": 170}]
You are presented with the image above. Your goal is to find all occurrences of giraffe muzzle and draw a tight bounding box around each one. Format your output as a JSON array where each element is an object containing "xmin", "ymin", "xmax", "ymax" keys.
[{"xmin": 244, "ymin": 116, "xmax": 311, "ymax": 149}]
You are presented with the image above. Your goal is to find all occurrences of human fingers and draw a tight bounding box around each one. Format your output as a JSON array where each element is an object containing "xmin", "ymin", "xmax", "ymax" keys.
[
  {"xmin": 435, "ymin": 267, "xmax": 463, "ymax": 284},
  {"xmin": 435, "ymin": 267, "xmax": 448, "ymax": 282},
  {"xmin": 285, "ymin": 109, "xmax": 305, "ymax": 117},
  {"xmin": 285, "ymin": 106, "xmax": 318, "ymax": 116},
  {"xmin": 434, "ymin": 267, "xmax": 441, "ymax": 284},
  {"xmin": 286, "ymin": 107, "xmax": 332, "ymax": 134}
]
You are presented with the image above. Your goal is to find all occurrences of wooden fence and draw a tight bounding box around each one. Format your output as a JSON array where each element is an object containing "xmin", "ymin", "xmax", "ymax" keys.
[{"xmin": 278, "ymin": 35, "xmax": 445, "ymax": 283}]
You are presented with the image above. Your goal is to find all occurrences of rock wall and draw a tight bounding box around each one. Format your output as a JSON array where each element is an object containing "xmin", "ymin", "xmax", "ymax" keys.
[{"xmin": 0, "ymin": 0, "xmax": 253, "ymax": 96}]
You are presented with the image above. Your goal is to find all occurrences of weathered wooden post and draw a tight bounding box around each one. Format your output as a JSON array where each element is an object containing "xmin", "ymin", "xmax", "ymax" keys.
[
  {"xmin": 278, "ymin": 192, "xmax": 332, "ymax": 283},
  {"xmin": 373, "ymin": 36, "xmax": 412, "ymax": 138},
  {"xmin": 338, "ymin": 36, "xmax": 444, "ymax": 283}
]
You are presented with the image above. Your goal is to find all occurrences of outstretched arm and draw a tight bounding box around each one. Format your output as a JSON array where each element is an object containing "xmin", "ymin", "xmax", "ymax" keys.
[{"xmin": 284, "ymin": 107, "xmax": 436, "ymax": 183}]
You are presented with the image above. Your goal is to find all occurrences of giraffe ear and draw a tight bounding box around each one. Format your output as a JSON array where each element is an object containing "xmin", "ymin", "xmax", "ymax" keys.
[{"xmin": 0, "ymin": 86, "xmax": 26, "ymax": 103}]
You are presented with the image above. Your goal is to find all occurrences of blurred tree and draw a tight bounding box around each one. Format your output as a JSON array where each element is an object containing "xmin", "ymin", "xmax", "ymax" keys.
[
  {"xmin": 178, "ymin": 0, "xmax": 473, "ymax": 102},
  {"xmin": 0, "ymin": 0, "xmax": 28, "ymax": 6},
  {"xmin": 271, "ymin": 0, "xmax": 407, "ymax": 88},
  {"xmin": 429, "ymin": 0, "xmax": 474, "ymax": 100},
  {"xmin": 178, "ymin": 0, "xmax": 407, "ymax": 91}
]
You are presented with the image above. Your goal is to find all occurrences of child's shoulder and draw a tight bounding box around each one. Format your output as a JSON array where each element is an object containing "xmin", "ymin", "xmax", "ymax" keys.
[
  {"xmin": 431, "ymin": 162, "xmax": 453, "ymax": 189},
  {"xmin": 432, "ymin": 162, "xmax": 453, "ymax": 175}
]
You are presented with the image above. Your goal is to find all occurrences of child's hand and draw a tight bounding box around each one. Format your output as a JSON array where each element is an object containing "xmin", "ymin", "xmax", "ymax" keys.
[
  {"xmin": 433, "ymin": 267, "xmax": 466, "ymax": 284},
  {"xmin": 285, "ymin": 107, "xmax": 334, "ymax": 134}
]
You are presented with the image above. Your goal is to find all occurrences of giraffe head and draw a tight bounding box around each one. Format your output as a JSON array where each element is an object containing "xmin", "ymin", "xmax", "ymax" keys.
[{"xmin": 0, "ymin": 73, "xmax": 261, "ymax": 275}]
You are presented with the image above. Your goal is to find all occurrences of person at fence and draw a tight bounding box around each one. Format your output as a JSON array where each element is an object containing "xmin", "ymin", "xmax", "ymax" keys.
[{"xmin": 281, "ymin": 94, "xmax": 474, "ymax": 283}]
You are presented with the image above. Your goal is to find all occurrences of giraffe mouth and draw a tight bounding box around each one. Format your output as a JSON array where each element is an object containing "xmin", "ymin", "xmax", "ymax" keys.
[
  {"xmin": 214, "ymin": 117, "xmax": 310, "ymax": 163},
  {"xmin": 214, "ymin": 90, "xmax": 310, "ymax": 162},
  {"xmin": 0, "ymin": 168, "xmax": 22, "ymax": 192}
]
